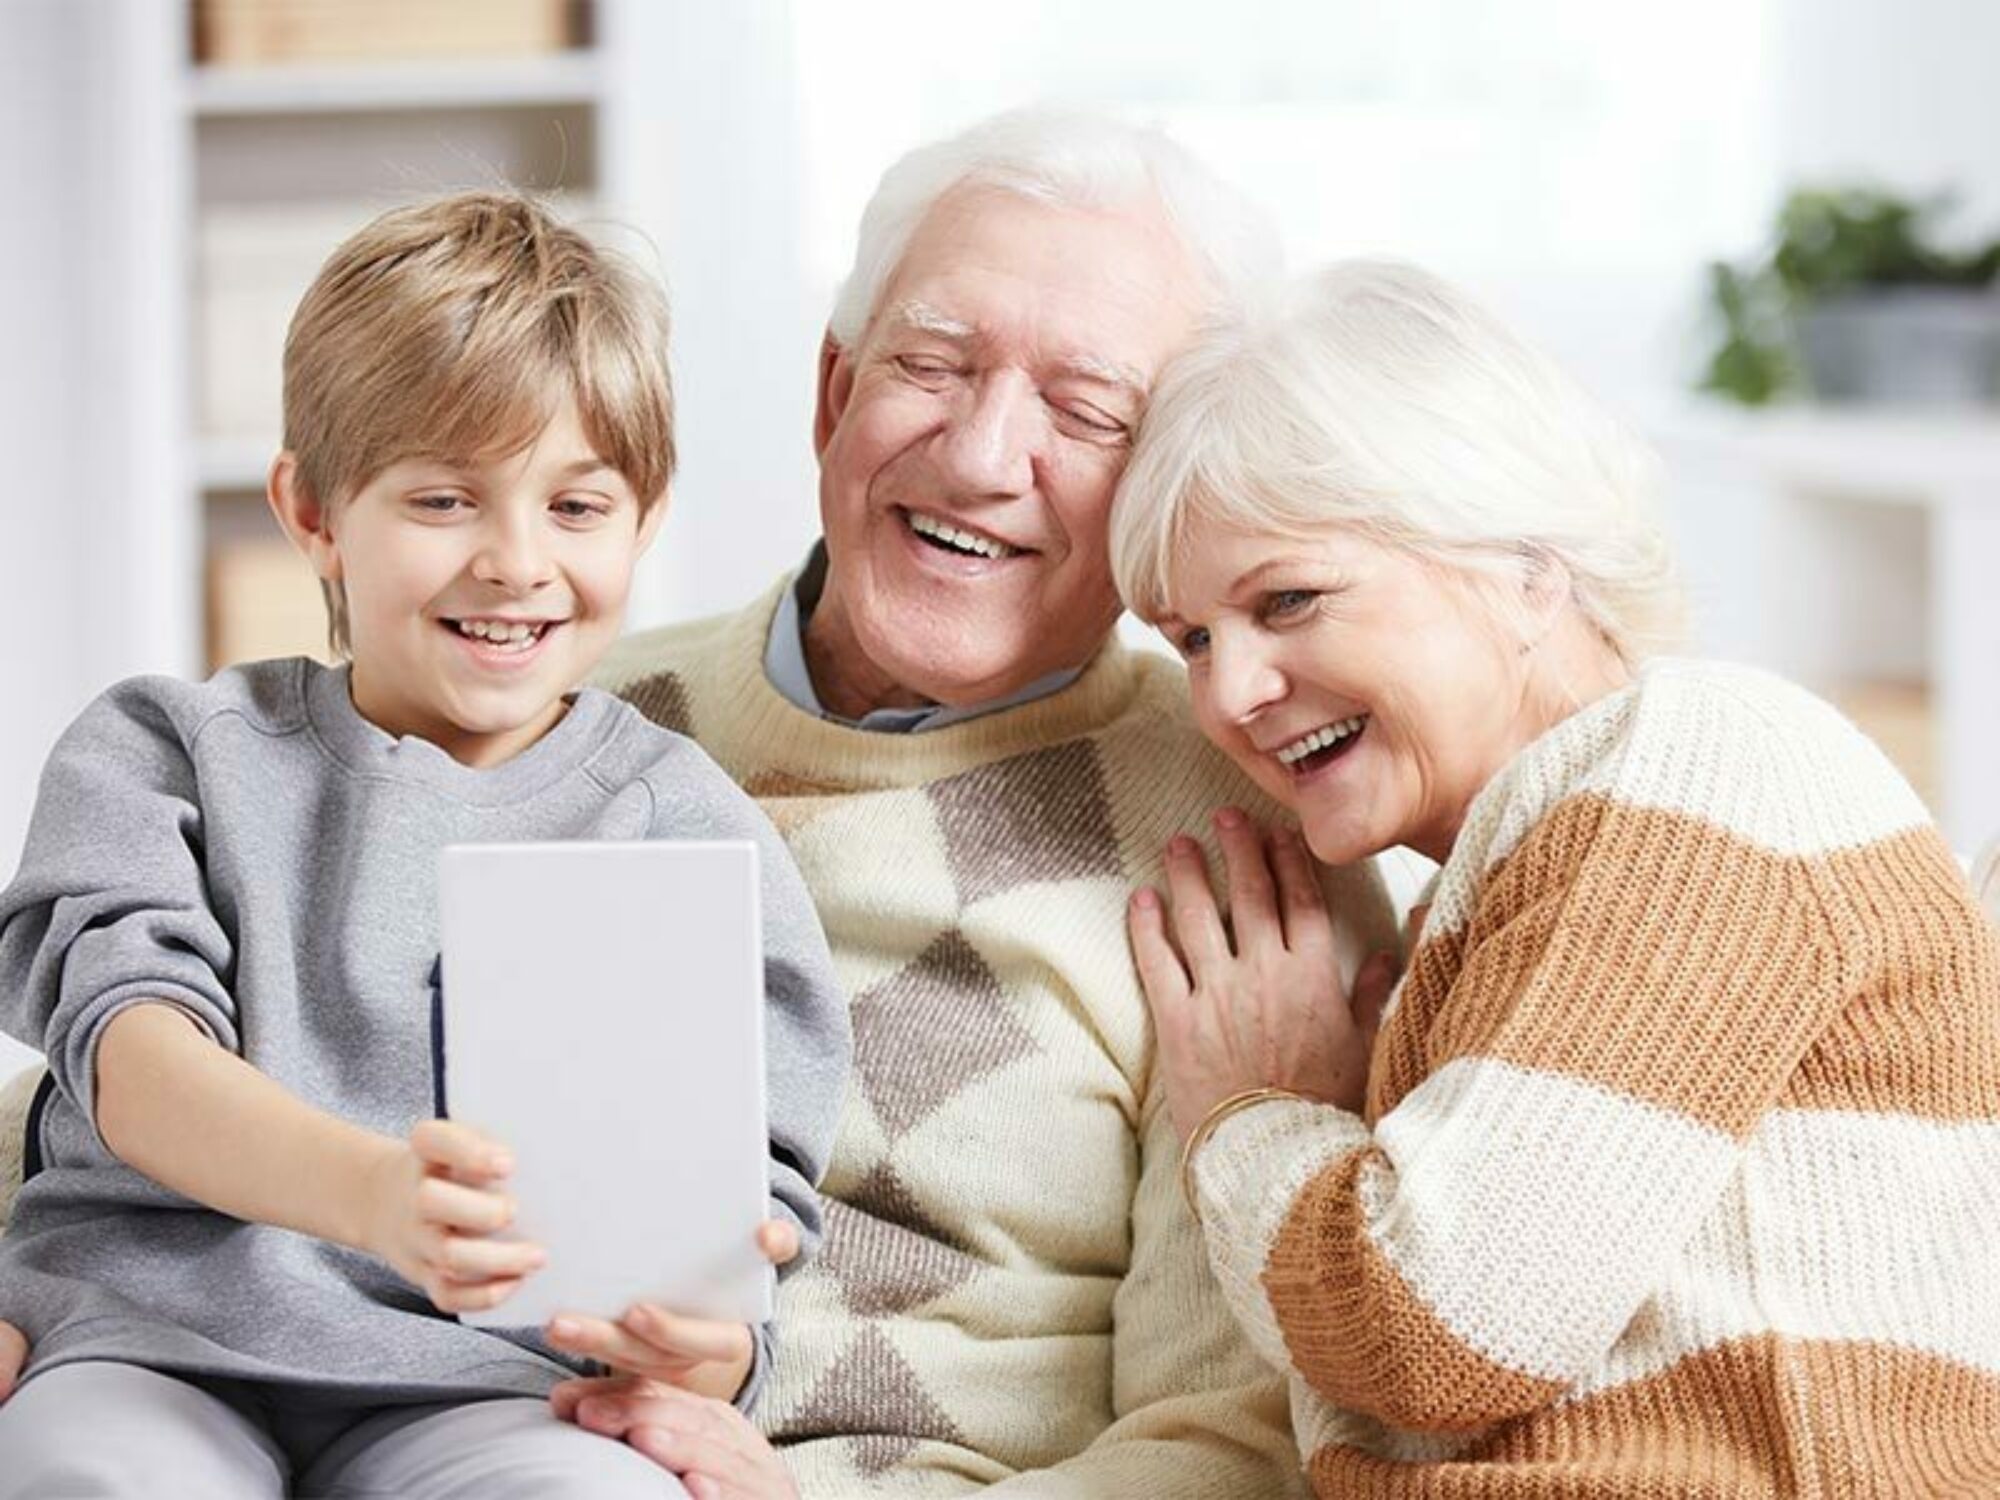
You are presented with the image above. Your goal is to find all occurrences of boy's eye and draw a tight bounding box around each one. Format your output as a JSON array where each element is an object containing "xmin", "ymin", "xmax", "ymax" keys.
[
  {"xmin": 552, "ymin": 497, "xmax": 609, "ymax": 521},
  {"xmin": 410, "ymin": 493, "xmax": 465, "ymax": 514}
]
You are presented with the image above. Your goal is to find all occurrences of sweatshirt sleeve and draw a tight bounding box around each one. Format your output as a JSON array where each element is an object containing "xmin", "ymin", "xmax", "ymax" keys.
[
  {"xmin": 1189, "ymin": 705, "xmax": 1868, "ymax": 1435},
  {"xmin": 0, "ymin": 681, "xmax": 239, "ymax": 1138}
]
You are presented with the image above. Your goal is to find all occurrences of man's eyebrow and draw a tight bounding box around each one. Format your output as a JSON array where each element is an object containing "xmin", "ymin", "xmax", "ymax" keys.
[
  {"xmin": 1051, "ymin": 351, "xmax": 1148, "ymax": 398},
  {"xmin": 887, "ymin": 300, "xmax": 975, "ymax": 341}
]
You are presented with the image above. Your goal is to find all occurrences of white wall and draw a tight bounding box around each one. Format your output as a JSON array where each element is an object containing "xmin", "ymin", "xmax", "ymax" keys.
[{"xmin": 0, "ymin": 3, "xmax": 95, "ymax": 1079}]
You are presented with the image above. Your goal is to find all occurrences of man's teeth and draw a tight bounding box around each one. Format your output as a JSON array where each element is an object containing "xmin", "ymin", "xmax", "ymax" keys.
[
  {"xmin": 453, "ymin": 619, "xmax": 548, "ymax": 648},
  {"xmin": 906, "ymin": 511, "xmax": 1017, "ymax": 560},
  {"xmin": 1276, "ymin": 716, "xmax": 1368, "ymax": 766}
]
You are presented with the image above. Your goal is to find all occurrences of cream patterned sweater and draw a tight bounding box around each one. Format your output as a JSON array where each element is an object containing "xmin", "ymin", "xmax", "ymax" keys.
[
  {"xmin": 594, "ymin": 577, "xmax": 1398, "ymax": 1497},
  {"xmin": 1192, "ymin": 658, "xmax": 2000, "ymax": 1497}
]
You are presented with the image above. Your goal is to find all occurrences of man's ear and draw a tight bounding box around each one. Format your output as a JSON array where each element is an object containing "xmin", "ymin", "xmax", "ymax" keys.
[
  {"xmin": 813, "ymin": 332, "xmax": 857, "ymax": 460},
  {"xmin": 266, "ymin": 453, "xmax": 342, "ymax": 584}
]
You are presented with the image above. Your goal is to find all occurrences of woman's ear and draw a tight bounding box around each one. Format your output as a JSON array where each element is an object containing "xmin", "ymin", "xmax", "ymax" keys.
[
  {"xmin": 266, "ymin": 453, "xmax": 342, "ymax": 583},
  {"xmin": 1517, "ymin": 545, "xmax": 1573, "ymax": 651}
]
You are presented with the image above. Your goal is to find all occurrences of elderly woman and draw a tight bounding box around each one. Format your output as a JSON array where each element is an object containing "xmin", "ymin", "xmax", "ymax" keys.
[{"xmin": 1110, "ymin": 261, "xmax": 2000, "ymax": 1495}]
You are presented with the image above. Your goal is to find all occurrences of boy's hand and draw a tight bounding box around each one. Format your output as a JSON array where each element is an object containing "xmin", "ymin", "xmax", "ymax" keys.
[
  {"xmin": 0, "ymin": 1320, "xmax": 27, "ymax": 1402},
  {"xmin": 553, "ymin": 1377, "xmax": 799, "ymax": 1500},
  {"xmin": 358, "ymin": 1119, "xmax": 545, "ymax": 1314},
  {"xmin": 544, "ymin": 1218, "xmax": 799, "ymax": 1401}
]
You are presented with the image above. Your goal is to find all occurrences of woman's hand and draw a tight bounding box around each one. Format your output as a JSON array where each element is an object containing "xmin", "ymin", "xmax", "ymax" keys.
[
  {"xmin": 552, "ymin": 1376, "xmax": 799, "ymax": 1499},
  {"xmin": 1129, "ymin": 808, "xmax": 1399, "ymax": 1137},
  {"xmin": 545, "ymin": 1219, "xmax": 799, "ymax": 1401},
  {"xmin": 357, "ymin": 1119, "xmax": 544, "ymax": 1314},
  {"xmin": 0, "ymin": 1320, "xmax": 26, "ymax": 1401}
]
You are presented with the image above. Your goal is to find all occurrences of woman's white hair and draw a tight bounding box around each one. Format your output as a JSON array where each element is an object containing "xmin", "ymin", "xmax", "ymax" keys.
[
  {"xmin": 825, "ymin": 107, "xmax": 1281, "ymax": 349},
  {"xmin": 1110, "ymin": 260, "xmax": 1685, "ymax": 662}
]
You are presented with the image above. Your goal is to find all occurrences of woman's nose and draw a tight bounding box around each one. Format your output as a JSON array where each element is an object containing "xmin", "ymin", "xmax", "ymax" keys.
[{"xmin": 1205, "ymin": 629, "xmax": 1288, "ymax": 725}]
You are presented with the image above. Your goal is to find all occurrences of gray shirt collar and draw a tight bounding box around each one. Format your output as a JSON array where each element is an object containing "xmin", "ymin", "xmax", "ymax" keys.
[{"xmin": 762, "ymin": 543, "xmax": 1084, "ymax": 734}]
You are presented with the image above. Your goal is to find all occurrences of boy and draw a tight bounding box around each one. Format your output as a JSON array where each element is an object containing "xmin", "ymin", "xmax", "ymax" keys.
[{"xmin": 0, "ymin": 192, "xmax": 848, "ymax": 1498}]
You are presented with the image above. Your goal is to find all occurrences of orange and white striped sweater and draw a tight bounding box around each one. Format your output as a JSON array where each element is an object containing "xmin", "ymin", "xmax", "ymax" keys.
[{"xmin": 1191, "ymin": 658, "xmax": 2000, "ymax": 1498}]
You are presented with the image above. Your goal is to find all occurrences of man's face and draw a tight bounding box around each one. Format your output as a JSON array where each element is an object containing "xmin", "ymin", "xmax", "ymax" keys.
[{"xmin": 808, "ymin": 187, "xmax": 1207, "ymax": 711}]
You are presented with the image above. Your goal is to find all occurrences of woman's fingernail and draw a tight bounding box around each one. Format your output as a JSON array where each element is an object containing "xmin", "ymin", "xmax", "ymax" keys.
[
  {"xmin": 548, "ymin": 1317, "xmax": 578, "ymax": 1340},
  {"xmin": 1214, "ymin": 806, "xmax": 1244, "ymax": 829},
  {"xmin": 1132, "ymin": 887, "xmax": 1158, "ymax": 910}
]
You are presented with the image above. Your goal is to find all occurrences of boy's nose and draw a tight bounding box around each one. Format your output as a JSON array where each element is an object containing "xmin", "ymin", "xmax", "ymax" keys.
[{"xmin": 472, "ymin": 526, "xmax": 557, "ymax": 592}]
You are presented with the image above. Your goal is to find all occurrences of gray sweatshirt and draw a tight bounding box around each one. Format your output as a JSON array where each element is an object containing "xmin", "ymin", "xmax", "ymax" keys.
[{"xmin": 0, "ymin": 659, "xmax": 848, "ymax": 1407}]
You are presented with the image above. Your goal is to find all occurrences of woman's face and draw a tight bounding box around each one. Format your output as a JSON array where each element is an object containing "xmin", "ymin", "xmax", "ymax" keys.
[{"xmin": 1153, "ymin": 519, "xmax": 1539, "ymax": 866}]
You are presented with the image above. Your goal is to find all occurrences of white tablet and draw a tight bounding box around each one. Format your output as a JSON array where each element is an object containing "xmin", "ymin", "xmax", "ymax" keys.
[{"xmin": 439, "ymin": 840, "xmax": 773, "ymax": 1328}]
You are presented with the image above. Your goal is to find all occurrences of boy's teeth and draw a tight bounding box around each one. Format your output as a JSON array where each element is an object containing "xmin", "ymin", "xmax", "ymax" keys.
[
  {"xmin": 906, "ymin": 510, "xmax": 1016, "ymax": 559},
  {"xmin": 1276, "ymin": 715, "xmax": 1368, "ymax": 766},
  {"xmin": 454, "ymin": 620, "xmax": 545, "ymax": 645}
]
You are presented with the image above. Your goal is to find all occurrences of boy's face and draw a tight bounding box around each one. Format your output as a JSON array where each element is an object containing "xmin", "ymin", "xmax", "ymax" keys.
[{"xmin": 288, "ymin": 399, "xmax": 663, "ymax": 767}]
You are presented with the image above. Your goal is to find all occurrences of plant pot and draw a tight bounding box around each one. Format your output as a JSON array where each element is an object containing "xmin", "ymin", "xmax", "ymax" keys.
[{"xmin": 1795, "ymin": 287, "xmax": 2000, "ymax": 406}]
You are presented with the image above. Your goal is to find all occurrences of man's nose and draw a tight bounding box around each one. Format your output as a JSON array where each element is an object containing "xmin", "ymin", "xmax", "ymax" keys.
[{"xmin": 935, "ymin": 372, "xmax": 1037, "ymax": 498}]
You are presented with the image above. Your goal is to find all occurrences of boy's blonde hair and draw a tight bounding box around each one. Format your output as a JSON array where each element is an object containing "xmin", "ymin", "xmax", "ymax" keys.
[{"xmin": 282, "ymin": 191, "xmax": 675, "ymax": 655}]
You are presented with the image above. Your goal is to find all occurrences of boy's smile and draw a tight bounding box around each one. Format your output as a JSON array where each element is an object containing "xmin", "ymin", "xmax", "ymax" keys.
[{"xmin": 273, "ymin": 398, "xmax": 665, "ymax": 768}]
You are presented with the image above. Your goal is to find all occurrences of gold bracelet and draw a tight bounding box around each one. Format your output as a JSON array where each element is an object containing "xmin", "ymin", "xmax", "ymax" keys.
[{"xmin": 1179, "ymin": 1087, "xmax": 1306, "ymax": 1226}]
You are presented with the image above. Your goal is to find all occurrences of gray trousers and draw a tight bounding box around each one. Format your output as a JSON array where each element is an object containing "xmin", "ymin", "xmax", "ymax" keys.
[{"xmin": 0, "ymin": 1363, "xmax": 689, "ymax": 1499}]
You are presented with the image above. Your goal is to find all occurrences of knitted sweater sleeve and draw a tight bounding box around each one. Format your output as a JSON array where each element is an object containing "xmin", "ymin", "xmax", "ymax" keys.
[{"xmin": 1188, "ymin": 685, "xmax": 1874, "ymax": 1436}]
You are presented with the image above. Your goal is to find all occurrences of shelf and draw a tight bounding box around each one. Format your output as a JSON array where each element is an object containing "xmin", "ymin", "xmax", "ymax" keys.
[
  {"xmin": 1654, "ymin": 399, "xmax": 2000, "ymax": 496},
  {"xmin": 200, "ymin": 435, "xmax": 277, "ymax": 491},
  {"xmin": 185, "ymin": 51, "xmax": 602, "ymax": 116}
]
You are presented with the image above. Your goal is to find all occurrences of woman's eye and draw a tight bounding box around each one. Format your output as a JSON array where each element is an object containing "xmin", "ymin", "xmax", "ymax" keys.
[
  {"xmin": 1177, "ymin": 626, "xmax": 1211, "ymax": 659},
  {"xmin": 1266, "ymin": 589, "xmax": 1318, "ymax": 619}
]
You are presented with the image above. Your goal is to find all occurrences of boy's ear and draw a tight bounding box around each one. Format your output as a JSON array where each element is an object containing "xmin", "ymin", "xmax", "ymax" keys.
[
  {"xmin": 635, "ymin": 489, "xmax": 670, "ymax": 555},
  {"xmin": 266, "ymin": 453, "xmax": 342, "ymax": 583},
  {"xmin": 812, "ymin": 331, "xmax": 857, "ymax": 460}
]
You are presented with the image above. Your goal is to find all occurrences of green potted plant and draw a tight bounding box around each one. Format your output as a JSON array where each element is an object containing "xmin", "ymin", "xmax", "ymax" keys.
[{"xmin": 1699, "ymin": 187, "xmax": 2000, "ymax": 406}]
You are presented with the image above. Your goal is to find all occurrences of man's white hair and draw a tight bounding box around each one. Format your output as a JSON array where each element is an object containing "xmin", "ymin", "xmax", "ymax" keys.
[
  {"xmin": 1110, "ymin": 259, "xmax": 1685, "ymax": 661},
  {"xmin": 825, "ymin": 107, "xmax": 1282, "ymax": 349}
]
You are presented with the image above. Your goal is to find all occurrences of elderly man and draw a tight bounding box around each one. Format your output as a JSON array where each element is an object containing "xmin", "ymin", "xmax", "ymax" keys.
[{"xmin": 0, "ymin": 111, "xmax": 1396, "ymax": 1496}]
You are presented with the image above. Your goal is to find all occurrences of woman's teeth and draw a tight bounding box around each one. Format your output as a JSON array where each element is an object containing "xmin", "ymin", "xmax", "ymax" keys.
[
  {"xmin": 453, "ymin": 619, "xmax": 549, "ymax": 651},
  {"xmin": 1276, "ymin": 715, "xmax": 1368, "ymax": 766},
  {"xmin": 905, "ymin": 510, "xmax": 1017, "ymax": 560}
]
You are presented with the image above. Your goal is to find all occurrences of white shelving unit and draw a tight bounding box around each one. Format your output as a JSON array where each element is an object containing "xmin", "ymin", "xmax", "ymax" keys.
[
  {"xmin": 118, "ymin": 0, "xmax": 693, "ymax": 677},
  {"xmin": 1653, "ymin": 401, "xmax": 2000, "ymax": 851}
]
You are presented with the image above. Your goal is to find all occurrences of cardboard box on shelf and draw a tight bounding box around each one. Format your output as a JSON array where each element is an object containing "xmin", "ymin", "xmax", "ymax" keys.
[
  {"xmin": 206, "ymin": 532, "xmax": 331, "ymax": 673},
  {"xmin": 200, "ymin": 203, "xmax": 383, "ymax": 440},
  {"xmin": 196, "ymin": 0, "xmax": 576, "ymax": 66}
]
